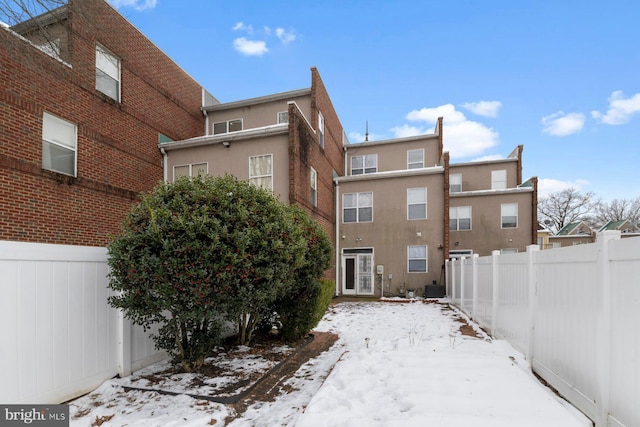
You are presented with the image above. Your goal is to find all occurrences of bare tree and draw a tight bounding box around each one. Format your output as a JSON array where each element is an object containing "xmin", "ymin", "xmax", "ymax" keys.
[
  {"xmin": 538, "ymin": 188, "xmax": 596, "ymax": 233},
  {"xmin": 1, "ymin": 0, "xmax": 69, "ymax": 60},
  {"xmin": 0, "ymin": 0, "xmax": 67, "ymax": 26},
  {"xmin": 591, "ymin": 197, "xmax": 640, "ymax": 227}
]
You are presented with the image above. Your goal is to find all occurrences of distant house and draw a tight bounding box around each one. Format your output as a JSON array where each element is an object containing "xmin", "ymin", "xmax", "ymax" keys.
[
  {"xmin": 537, "ymin": 222, "xmax": 555, "ymax": 249},
  {"xmin": 598, "ymin": 220, "xmax": 640, "ymax": 237},
  {"xmin": 549, "ymin": 221, "xmax": 595, "ymax": 247},
  {"xmin": 0, "ymin": 0, "xmax": 211, "ymax": 246}
]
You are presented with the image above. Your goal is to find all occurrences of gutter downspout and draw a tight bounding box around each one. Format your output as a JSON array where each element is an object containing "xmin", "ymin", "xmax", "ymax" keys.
[
  {"xmin": 335, "ymin": 180, "xmax": 340, "ymax": 297},
  {"xmin": 160, "ymin": 147, "xmax": 168, "ymax": 182},
  {"xmin": 203, "ymin": 109, "xmax": 209, "ymax": 136}
]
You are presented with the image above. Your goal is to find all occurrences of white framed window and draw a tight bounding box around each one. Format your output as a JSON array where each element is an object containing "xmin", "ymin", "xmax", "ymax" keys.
[
  {"xmin": 343, "ymin": 192, "xmax": 373, "ymax": 223},
  {"xmin": 277, "ymin": 111, "xmax": 289, "ymax": 124},
  {"xmin": 96, "ymin": 44, "xmax": 120, "ymax": 102},
  {"xmin": 450, "ymin": 173, "xmax": 462, "ymax": 193},
  {"xmin": 173, "ymin": 163, "xmax": 207, "ymax": 179},
  {"xmin": 408, "ymin": 245, "xmax": 428, "ymax": 273},
  {"xmin": 42, "ymin": 112, "xmax": 77, "ymax": 177},
  {"xmin": 213, "ymin": 119, "xmax": 243, "ymax": 135},
  {"xmin": 407, "ymin": 149, "xmax": 424, "ymax": 169},
  {"xmin": 351, "ymin": 154, "xmax": 377, "ymax": 175},
  {"xmin": 450, "ymin": 206, "xmax": 472, "ymax": 230},
  {"xmin": 501, "ymin": 203, "xmax": 518, "ymax": 228},
  {"xmin": 407, "ymin": 187, "xmax": 427, "ymax": 220},
  {"xmin": 491, "ymin": 170, "xmax": 507, "ymax": 190},
  {"xmin": 501, "ymin": 248, "xmax": 519, "ymax": 254},
  {"xmin": 310, "ymin": 167, "xmax": 317, "ymax": 207},
  {"xmin": 249, "ymin": 154, "xmax": 273, "ymax": 190},
  {"xmin": 318, "ymin": 111, "xmax": 325, "ymax": 149}
]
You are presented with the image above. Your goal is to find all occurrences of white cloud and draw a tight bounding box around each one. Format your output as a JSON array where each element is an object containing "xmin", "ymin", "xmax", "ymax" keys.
[
  {"xmin": 461, "ymin": 100, "xmax": 502, "ymax": 118},
  {"xmin": 591, "ymin": 90, "xmax": 640, "ymax": 125},
  {"xmin": 471, "ymin": 154, "xmax": 504, "ymax": 162},
  {"xmin": 348, "ymin": 131, "xmax": 385, "ymax": 143},
  {"xmin": 541, "ymin": 111, "xmax": 585, "ymax": 136},
  {"xmin": 109, "ymin": 0, "xmax": 157, "ymax": 10},
  {"xmin": 537, "ymin": 178, "xmax": 590, "ymax": 198},
  {"xmin": 276, "ymin": 28, "xmax": 296, "ymax": 44},
  {"xmin": 404, "ymin": 104, "xmax": 499, "ymax": 158},
  {"xmin": 232, "ymin": 22, "xmax": 253, "ymax": 34},
  {"xmin": 233, "ymin": 38, "xmax": 268, "ymax": 56},
  {"xmin": 390, "ymin": 124, "xmax": 429, "ymax": 139}
]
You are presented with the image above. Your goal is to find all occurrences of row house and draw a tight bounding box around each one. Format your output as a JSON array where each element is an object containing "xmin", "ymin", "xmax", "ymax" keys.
[
  {"xmin": 160, "ymin": 67, "xmax": 346, "ymax": 278},
  {"xmin": 336, "ymin": 132, "xmax": 537, "ymax": 297},
  {"xmin": 0, "ymin": 0, "xmax": 211, "ymax": 246}
]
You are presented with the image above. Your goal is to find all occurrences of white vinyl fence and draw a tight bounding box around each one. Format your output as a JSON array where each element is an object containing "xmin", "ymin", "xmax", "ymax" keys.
[
  {"xmin": 446, "ymin": 231, "xmax": 640, "ymax": 427},
  {"xmin": 0, "ymin": 241, "xmax": 166, "ymax": 404}
]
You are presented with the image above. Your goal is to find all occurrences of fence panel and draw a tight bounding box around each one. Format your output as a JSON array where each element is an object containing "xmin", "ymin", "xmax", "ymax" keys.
[
  {"xmin": 608, "ymin": 237, "xmax": 640, "ymax": 427},
  {"xmin": 0, "ymin": 241, "xmax": 164, "ymax": 404},
  {"xmin": 473, "ymin": 256, "xmax": 494, "ymax": 331},
  {"xmin": 494, "ymin": 252, "xmax": 530, "ymax": 355},
  {"xmin": 532, "ymin": 243, "xmax": 599, "ymax": 420}
]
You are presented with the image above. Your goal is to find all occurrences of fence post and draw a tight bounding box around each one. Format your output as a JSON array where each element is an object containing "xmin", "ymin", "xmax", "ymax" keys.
[
  {"xmin": 450, "ymin": 258, "xmax": 457, "ymax": 303},
  {"xmin": 460, "ymin": 256, "xmax": 466, "ymax": 311},
  {"xmin": 118, "ymin": 309, "xmax": 132, "ymax": 377},
  {"xmin": 595, "ymin": 230, "xmax": 619, "ymax": 426},
  {"xmin": 491, "ymin": 250, "xmax": 500, "ymax": 337},
  {"xmin": 526, "ymin": 244, "xmax": 540, "ymax": 363},
  {"xmin": 472, "ymin": 254, "xmax": 479, "ymax": 321}
]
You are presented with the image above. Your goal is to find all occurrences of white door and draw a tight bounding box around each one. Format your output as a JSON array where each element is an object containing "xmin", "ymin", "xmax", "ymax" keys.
[{"xmin": 342, "ymin": 250, "xmax": 374, "ymax": 296}]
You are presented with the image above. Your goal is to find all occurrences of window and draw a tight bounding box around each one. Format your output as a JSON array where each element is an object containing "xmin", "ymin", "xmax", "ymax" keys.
[
  {"xmin": 501, "ymin": 203, "xmax": 518, "ymax": 228},
  {"xmin": 491, "ymin": 170, "xmax": 507, "ymax": 190},
  {"xmin": 351, "ymin": 154, "xmax": 377, "ymax": 175},
  {"xmin": 407, "ymin": 188, "xmax": 427, "ymax": 220},
  {"xmin": 174, "ymin": 163, "xmax": 207, "ymax": 179},
  {"xmin": 42, "ymin": 112, "xmax": 77, "ymax": 176},
  {"xmin": 450, "ymin": 173, "xmax": 462, "ymax": 193},
  {"xmin": 343, "ymin": 192, "xmax": 373, "ymax": 223},
  {"xmin": 408, "ymin": 245, "xmax": 427, "ymax": 273},
  {"xmin": 213, "ymin": 119, "xmax": 243, "ymax": 135},
  {"xmin": 450, "ymin": 206, "xmax": 472, "ymax": 230},
  {"xmin": 318, "ymin": 112, "xmax": 325, "ymax": 148},
  {"xmin": 249, "ymin": 154, "xmax": 273, "ymax": 190},
  {"xmin": 96, "ymin": 45, "xmax": 120, "ymax": 101},
  {"xmin": 310, "ymin": 167, "xmax": 317, "ymax": 207},
  {"xmin": 407, "ymin": 149, "xmax": 424, "ymax": 169},
  {"xmin": 278, "ymin": 111, "xmax": 289, "ymax": 124}
]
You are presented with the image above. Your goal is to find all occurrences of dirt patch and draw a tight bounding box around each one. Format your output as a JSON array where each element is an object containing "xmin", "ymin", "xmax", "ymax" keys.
[{"xmin": 437, "ymin": 303, "xmax": 485, "ymax": 338}]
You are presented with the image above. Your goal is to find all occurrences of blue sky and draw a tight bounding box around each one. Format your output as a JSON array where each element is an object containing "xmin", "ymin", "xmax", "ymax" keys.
[{"xmin": 109, "ymin": 0, "xmax": 640, "ymax": 201}]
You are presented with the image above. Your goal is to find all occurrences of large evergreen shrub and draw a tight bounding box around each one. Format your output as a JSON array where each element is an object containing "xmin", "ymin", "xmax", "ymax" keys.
[{"xmin": 107, "ymin": 175, "xmax": 306, "ymax": 371}]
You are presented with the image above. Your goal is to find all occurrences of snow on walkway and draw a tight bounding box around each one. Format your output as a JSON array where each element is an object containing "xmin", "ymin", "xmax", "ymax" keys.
[{"xmin": 293, "ymin": 301, "xmax": 591, "ymax": 427}]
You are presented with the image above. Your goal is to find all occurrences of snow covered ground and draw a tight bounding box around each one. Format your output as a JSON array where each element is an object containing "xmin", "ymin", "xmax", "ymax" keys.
[{"xmin": 69, "ymin": 301, "xmax": 592, "ymax": 426}]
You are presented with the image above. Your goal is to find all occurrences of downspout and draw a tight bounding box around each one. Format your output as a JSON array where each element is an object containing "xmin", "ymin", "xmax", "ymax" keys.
[
  {"xmin": 160, "ymin": 147, "xmax": 168, "ymax": 182},
  {"xmin": 335, "ymin": 180, "xmax": 340, "ymax": 297},
  {"xmin": 203, "ymin": 109, "xmax": 209, "ymax": 136}
]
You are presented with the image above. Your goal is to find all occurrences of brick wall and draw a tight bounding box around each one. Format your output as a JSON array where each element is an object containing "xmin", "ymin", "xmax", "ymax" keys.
[
  {"xmin": 288, "ymin": 67, "xmax": 345, "ymax": 279},
  {"xmin": 0, "ymin": 0, "xmax": 204, "ymax": 246}
]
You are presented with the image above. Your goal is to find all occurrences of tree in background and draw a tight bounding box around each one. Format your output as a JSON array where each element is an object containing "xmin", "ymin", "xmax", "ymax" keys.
[
  {"xmin": 538, "ymin": 188, "xmax": 595, "ymax": 233},
  {"xmin": 0, "ymin": 0, "xmax": 68, "ymax": 55},
  {"xmin": 591, "ymin": 197, "xmax": 640, "ymax": 227},
  {"xmin": 107, "ymin": 175, "xmax": 307, "ymax": 371}
]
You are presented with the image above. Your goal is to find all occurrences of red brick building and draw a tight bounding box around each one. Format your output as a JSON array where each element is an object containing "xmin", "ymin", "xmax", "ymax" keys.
[{"xmin": 0, "ymin": 0, "xmax": 209, "ymax": 246}]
